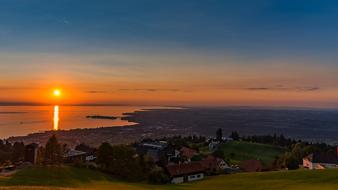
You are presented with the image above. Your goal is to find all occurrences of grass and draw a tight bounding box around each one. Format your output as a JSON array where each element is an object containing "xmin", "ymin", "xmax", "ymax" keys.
[
  {"xmin": 2, "ymin": 166, "xmax": 338, "ymax": 189},
  {"xmin": 217, "ymin": 141, "xmax": 286, "ymax": 166},
  {"xmin": 0, "ymin": 166, "xmax": 114, "ymax": 187}
]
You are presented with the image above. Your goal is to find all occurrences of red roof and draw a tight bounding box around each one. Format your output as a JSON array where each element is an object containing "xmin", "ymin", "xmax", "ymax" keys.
[
  {"xmin": 166, "ymin": 162, "xmax": 204, "ymax": 177},
  {"xmin": 180, "ymin": 147, "xmax": 197, "ymax": 159}
]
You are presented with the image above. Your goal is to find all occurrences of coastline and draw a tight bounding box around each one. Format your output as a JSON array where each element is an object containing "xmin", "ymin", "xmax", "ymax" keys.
[{"xmin": 7, "ymin": 108, "xmax": 338, "ymax": 147}]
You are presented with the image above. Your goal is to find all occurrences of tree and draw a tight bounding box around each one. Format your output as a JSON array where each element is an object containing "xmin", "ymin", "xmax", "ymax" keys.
[
  {"xmin": 44, "ymin": 135, "xmax": 62, "ymax": 164},
  {"xmin": 230, "ymin": 131, "xmax": 240, "ymax": 141},
  {"xmin": 148, "ymin": 167, "xmax": 169, "ymax": 184},
  {"xmin": 216, "ymin": 128, "xmax": 223, "ymax": 141},
  {"xmin": 12, "ymin": 142, "xmax": 25, "ymax": 162},
  {"xmin": 97, "ymin": 142, "xmax": 112, "ymax": 168},
  {"xmin": 97, "ymin": 143, "xmax": 153, "ymax": 181}
]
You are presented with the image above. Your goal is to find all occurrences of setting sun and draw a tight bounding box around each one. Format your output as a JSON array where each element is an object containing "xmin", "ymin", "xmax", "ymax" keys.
[{"xmin": 53, "ymin": 89, "xmax": 61, "ymax": 97}]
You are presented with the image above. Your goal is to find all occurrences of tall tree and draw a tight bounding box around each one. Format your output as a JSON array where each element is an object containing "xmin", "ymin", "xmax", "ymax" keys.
[
  {"xmin": 44, "ymin": 135, "xmax": 62, "ymax": 164},
  {"xmin": 216, "ymin": 128, "xmax": 223, "ymax": 141}
]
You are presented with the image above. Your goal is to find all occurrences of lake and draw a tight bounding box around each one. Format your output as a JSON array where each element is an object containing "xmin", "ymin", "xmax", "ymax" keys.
[{"xmin": 0, "ymin": 106, "xmax": 160, "ymax": 138}]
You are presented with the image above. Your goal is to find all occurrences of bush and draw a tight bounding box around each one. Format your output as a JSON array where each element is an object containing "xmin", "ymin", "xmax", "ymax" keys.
[{"xmin": 148, "ymin": 168, "xmax": 169, "ymax": 184}]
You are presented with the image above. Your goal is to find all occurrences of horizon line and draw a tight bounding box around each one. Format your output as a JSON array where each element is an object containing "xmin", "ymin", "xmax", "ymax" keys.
[{"xmin": 1, "ymin": 102, "xmax": 338, "ymax": 110}]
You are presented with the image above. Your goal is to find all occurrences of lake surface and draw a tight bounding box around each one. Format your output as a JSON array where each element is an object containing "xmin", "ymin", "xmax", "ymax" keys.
[{"xmin": 0, "ymin": 106, "xmax": 160, "ymax": 138}]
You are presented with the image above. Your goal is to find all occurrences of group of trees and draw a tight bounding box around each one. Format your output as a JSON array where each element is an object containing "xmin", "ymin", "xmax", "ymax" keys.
[
  {"xmin": 158, "ymin": 135, "xmax": 206, "ymax": 147},
  {"xmin": 241, "ymin": 134, "xmax": 298, "ymax": 148},
  {"xmin": 0, "ymin": 135, "xmax": 65, "ymax": 165},
  {"xmin": 96, "ymin": 142, "xmax": 158, "ymax": 182},
  {"xmin": 0, "ymin": 140, "xmax": 25, "ymax": 164}
]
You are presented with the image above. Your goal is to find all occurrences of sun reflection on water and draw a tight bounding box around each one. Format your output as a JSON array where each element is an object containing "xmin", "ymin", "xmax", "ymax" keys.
[{"xmin": 53, "ymin": 105, "xmax": 59, "ymax": 130}]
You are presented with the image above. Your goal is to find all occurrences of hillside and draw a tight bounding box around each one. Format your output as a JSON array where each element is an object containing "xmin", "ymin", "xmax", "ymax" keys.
[{"xmin": 1, "ymin": 166, "xmax": 338, "ymax": 189}]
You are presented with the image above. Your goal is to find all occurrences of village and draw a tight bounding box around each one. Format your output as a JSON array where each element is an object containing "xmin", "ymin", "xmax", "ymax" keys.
[{"xmin": 0, "ymin": 129, "xmax": 335, "ymax": 185}]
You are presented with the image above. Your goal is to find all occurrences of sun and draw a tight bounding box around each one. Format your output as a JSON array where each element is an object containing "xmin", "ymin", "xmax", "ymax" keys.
[{"xmin": 53, "ymin": 89, "xmax": 61, "ymax": 97}]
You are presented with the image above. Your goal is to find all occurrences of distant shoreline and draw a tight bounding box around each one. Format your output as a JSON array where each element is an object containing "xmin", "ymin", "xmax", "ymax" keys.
[
  {"xmin": 7, "ymin": 108, "xmax": 338, "ymax": 147},
  {"xmin": 86, "ymin": 115, "xmax": 118, "ymax": 120}
]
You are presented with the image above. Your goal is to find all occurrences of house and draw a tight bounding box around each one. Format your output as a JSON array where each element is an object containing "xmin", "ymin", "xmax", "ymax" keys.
[
  {"xmin": 64, "ymin": 149, "xmax": 87, "ymax": 163},
  {"xmin": 180, "ymin": 147, "xmax": 198, "ymax": 162},
  {"xmin": 199, "ymin": 155, "xmax": 229, "ymax": 174},
  {"xmin": 303, "ymin": 152, "xmax": 338, "ymax": 170},
  {"xmin": 24, "ymin": 143, "xmax": 39, "ymax": 164},
  {"xmin": 239, "ymin": 160, "xmax": 263, "ymax": 172},
  {"xmin": 166, "ymin": 162, "xmax": 205, "ymax": 184},
  {"xmin": 135, "ymin": 141, "xmax": 173, "ymax": 163}
]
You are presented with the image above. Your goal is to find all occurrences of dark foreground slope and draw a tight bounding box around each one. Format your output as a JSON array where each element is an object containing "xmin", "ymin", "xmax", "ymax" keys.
[{"xmin": 1, "ymin": 166, "xmax": 338, "ymax": 190}]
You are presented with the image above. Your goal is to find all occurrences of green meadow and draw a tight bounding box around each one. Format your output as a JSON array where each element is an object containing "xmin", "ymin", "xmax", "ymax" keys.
[
  {"xmin": 1, "ymin": 166, "xmax": 338, "ymax": 190},
  {"xmin": 202, "ymin": 141, "xmax": 286, "ymax": 166}
]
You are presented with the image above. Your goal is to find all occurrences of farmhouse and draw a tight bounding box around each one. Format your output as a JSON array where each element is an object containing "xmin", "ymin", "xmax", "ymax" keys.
[
  {"xmin": 166, "ymin": 162, "xmax": 204, "ymax": 184},
  {"xmin": 303, "ymin": 152, "xmax": 338, "ymax": 170}
]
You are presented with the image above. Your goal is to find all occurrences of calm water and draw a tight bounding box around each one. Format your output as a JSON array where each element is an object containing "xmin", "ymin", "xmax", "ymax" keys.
[{"xmin": 0, "ymin": 106, "xmax": 159, "ymax": 138}]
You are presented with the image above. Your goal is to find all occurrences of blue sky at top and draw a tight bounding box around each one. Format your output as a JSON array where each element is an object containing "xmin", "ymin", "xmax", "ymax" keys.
[{"xmin": 0, "ymin": 0, "xmax": 338, "ymax": 58}]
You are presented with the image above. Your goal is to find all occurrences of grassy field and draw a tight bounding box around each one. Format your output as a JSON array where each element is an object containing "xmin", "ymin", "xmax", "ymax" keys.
[
  {"xmin": 215, "ymin": 141, "xmax": 286, "ymax": 165},
  {"xmin": 1, "ymin": 166, "xmax": 338, "ymax": 189}
]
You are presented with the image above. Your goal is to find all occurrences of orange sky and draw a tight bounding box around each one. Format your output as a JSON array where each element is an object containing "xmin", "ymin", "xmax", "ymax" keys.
[
  {"xmin": 1, "ymin": 52, "xmax": 338, "ymax": 108},
  {"xmin": 2, "ymin": 1, "xmax": 338, "ymax": 108}
]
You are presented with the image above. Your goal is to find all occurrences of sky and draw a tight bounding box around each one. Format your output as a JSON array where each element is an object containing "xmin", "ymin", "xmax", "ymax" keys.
[{"xmin": 1, "ymin": 0, "xmax": 338, "ymax": 107}]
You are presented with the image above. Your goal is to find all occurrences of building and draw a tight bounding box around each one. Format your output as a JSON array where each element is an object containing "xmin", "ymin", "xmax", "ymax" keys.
[
  {"xmin": 303, "ymin": 152, "xmax": 338, "ymax": 170},
  {"xmin": 64, "ymin": 149, "xmax": 87, "ymax": 163},
  {"xmin": 166, "ymin": 162, "xmax": 205, "ymax": 184},
  {"xmin": 135, "ymin": 141, "xmax": 174, "ymax": 163},
  {"xmin": 24, "ymin": 143, "xmax": 39, "ymax": 164}
]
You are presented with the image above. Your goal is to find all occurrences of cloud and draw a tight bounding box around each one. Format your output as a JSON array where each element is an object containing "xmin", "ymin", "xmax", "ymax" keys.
[
  {"xmin": 119, "ymin": 88, "xmax": 188, "ymax": 92},
  {"xmin": 0, "ymin": 86, "xmax": 38, "ymax": 90},
  {"xmin": 245, "ymin": 87, "xmax": 272, "ymax": 91},
  {"xmin": 243, "ymin": 85, "xmax": 320, "ymax": 92},
  {"xmin": 296, "ymin": 87, "xmax": 320, "ymax": 91},
  {"xmin": 84, "ymin": 90, "xmax": 109, "ymax": 94},
  {"xmin": 85, "ymin": 88, "xmax": 190, "ymax": 94}
]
